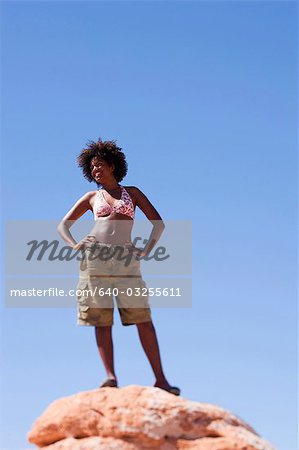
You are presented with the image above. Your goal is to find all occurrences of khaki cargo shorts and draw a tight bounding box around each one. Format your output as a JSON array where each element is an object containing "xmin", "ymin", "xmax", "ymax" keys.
[{"xmin": 76, "ymin": 242, "xmax": 152, "ymax": 327}]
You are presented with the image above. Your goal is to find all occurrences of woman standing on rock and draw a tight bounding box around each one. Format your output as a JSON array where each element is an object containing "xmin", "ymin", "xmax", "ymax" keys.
[{"xmin": 57, "ymin": 137, "xmax": 180, "ymax": 395}]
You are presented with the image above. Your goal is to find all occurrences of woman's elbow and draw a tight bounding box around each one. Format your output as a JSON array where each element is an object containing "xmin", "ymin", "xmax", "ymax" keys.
[
  {"xmin": 57, "ymin": 219, "xmax": 69, "ymax": 233},
  {"xmin": 156, "ymin": 220, "xmax": 166, "ymax": 231}
]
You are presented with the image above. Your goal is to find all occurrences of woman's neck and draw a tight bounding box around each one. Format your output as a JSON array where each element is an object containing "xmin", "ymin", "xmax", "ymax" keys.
[{"xmin": 100, "ymin": 181, "xmax": 120, "ymax": 190}]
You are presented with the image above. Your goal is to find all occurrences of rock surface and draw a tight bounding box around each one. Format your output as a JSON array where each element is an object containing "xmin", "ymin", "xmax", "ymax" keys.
[{"xmin": 27, "ymin": 385, "xmax": 275, "ymax": 449}]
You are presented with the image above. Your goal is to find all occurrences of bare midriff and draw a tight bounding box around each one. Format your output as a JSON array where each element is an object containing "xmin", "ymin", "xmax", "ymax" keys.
[{"xmin": 88, "ymin": 216, "xmax": 134, "ymax": 245}]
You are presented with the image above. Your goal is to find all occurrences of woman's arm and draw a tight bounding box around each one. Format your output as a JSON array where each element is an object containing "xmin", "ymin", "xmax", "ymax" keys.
[
  {"xmin": 131, "ymin": 187, "xmax": 165, "ymax": 256},
  {"xmin": 57, "ymin": 191, "xmax": 94, "ymax": 249}
]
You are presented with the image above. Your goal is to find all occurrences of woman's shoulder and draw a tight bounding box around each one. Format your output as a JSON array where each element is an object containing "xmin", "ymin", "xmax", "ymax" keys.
[
  {"xmin": 122, "ymin": 185, "xmax": 141, "ymax": 193},
  {"xmin": 81, "ymin": 190, "xmax": 99, "ymax": 211},
  {"xmin": 79, "ymin": 190, "xmax": 98, "ymax": 205},
  {"xmin": 84, "ymin": 189, "xmax": 99, "ymax": 198}
]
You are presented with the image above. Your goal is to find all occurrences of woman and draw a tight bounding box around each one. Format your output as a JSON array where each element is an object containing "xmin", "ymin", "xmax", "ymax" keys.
[{"xmin": 57, "ymin": 137, "xmax": 180, "ymax": 395}]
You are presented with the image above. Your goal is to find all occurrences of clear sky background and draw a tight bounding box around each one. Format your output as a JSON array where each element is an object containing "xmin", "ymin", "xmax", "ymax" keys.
[{"xmin": 0, "ymin": 1, "xmax": 297, "ymax": 449}]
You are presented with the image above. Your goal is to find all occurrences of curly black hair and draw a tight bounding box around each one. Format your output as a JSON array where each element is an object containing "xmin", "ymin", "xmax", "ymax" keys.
[{"xmin": 77, "ymin": 137, "xmax": 128, "ymax": 185}]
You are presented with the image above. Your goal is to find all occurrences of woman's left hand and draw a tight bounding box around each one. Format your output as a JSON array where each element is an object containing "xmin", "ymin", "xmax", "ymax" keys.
[{"xmin": 130, "ymin": 246, "xmax": 148, "ymax": 259}]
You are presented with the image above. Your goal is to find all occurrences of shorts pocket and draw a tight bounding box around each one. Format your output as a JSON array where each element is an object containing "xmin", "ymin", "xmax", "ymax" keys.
[
  {"xmin": 76, "ymin": 279, "xmax": 91, "ymax": 306},
  {"xmin": 77, "ymin": 304, "xmax": 93, "ymax": 323}
]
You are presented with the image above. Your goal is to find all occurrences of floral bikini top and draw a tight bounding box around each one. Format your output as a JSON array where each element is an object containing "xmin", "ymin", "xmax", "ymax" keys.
[{"xmin": 93, "ymin": 185, "xmax": 135, "ymax": 220}]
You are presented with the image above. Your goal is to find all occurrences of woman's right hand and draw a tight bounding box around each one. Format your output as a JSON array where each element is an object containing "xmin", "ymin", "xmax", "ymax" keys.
[{"xmin": 73, "ymin": 235, "xmax": 96, "ymax": 250}]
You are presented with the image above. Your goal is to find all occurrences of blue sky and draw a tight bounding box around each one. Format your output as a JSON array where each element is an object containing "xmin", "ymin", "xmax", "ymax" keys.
[{"xmin": 1, "ymin": 1, "xmax": 297, "ymax": 449}]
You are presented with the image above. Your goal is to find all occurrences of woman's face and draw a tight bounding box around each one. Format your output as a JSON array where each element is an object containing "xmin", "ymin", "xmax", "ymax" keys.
[{"xmin": 90, "ymin": 157, "xmax": 115, "ymax": 183}]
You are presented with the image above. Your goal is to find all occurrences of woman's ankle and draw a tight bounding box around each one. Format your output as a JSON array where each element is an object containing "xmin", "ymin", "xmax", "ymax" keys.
[
  {"xmin": 107, "ymin": 373, "xmax": 117, "ymax": 381},
  {"xmin": 154, "ymin": 376, "xmax": 168, "ymax": 385}
]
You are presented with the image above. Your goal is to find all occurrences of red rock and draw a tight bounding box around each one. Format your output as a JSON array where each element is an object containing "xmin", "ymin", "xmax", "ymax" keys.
[{"xmin": 27, "ymin": 385, "xmax": 275, "ymax": 449}]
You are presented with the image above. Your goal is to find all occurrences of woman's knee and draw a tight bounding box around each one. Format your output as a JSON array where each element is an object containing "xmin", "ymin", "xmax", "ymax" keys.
[{"xmin": 136, "ymin": 320, "xmax": 154, "ymax": 331}]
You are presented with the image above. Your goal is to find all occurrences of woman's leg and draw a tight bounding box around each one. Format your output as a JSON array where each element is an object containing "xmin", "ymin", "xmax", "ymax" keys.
[
  {"xmin": 95, "ymin": 325, "xmax": 117, "ymax": 383},
  {"xmin": 136, "ymin": 320, "xmax": 174, "ymax": 390}
]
